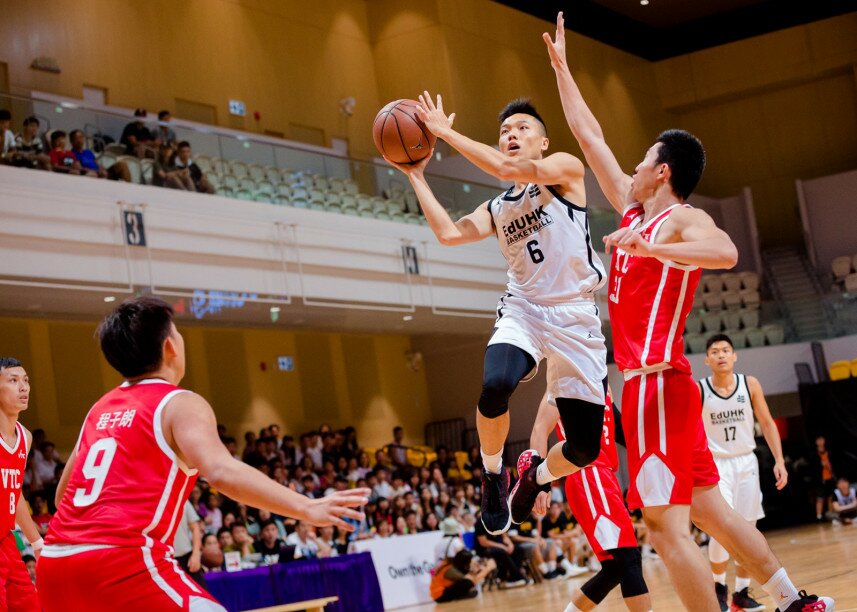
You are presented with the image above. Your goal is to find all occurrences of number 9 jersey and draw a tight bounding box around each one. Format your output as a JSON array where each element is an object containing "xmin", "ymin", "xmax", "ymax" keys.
[{"xmin": 45, "ymin": 379, "xmax": 198, "ymax": 555}]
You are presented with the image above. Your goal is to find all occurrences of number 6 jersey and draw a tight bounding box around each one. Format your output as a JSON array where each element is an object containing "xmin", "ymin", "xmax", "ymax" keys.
[
  {"xmin": 489, "ymin": 183, "xmax": 606, "ymax": 304},
  {"xmin": 45, "ymin": 379, "xmax": 198, "ymax": 555}
]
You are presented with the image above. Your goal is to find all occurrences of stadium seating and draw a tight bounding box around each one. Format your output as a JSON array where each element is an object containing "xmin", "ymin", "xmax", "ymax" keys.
[{"xmin": 829, "ymin": 360, "xmax": 852, "ymax": 380}]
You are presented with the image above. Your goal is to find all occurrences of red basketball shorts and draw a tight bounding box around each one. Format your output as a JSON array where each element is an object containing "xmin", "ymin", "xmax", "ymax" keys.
[
  {"xmin": 565, "ymin": 465, "xmax": 638, "ymax": 561},
  {"xmin": 37, "ymin": 545, "xmax": 225, "ymax": 611},
  {"xmin": 622, "ymin": 368, "xmax": 719, "ymax": 510},
  {"xmin": 0, "ymin": 533, "xmax": 39, "ymax": 612}
]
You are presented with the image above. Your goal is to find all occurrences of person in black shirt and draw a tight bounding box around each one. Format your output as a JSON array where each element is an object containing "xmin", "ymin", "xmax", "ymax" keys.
[
  {"xmin": 474, "ymin": 514, "xmax": 527, "ymax": 587},
  {"xmin": 121, "ymin": 108, "xmax": 157, "ymax": 158},
  {"xmin": 173, "ymin": 141, "xmax": 214, "ymax": 193},
  {"xmin": 253, "ymin": 520, "xmax": 291, "ymax": 565}
]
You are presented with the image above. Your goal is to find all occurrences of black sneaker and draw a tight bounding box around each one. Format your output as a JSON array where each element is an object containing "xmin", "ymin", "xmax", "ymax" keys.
[
  {"xmin": 731, "ymin": 587, "xmax": 765, "ymax": 611},
  {"xmin": 715, "ymin": 582, "xmax": 729, "ymax": 612},
  {"xmin": 775, "ymin": 591, "xmax": 834, "ymax": 612},
  {"xmin": 480, "ymin": 467, "xmax": 511, "ymax": 535},
  {"xmin": 508, "ymin": 451, "xmax": 550, "ymax": 525}
]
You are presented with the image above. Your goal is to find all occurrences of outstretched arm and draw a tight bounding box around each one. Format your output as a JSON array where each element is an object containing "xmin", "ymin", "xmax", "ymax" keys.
[
  {"xmin": 748, "ymin": 376, "xmax": 787, "ymax": 490},
  {"xmin": 543, "ymin": 12, "xmax": 632, "ymax": 213},
  {"xmin": 415, "ymin": 92, "xmax": 585, "ymax": 187},
  {"xmin": 165, "ymin": 392, "xmax": 368, "ymax": 531}
]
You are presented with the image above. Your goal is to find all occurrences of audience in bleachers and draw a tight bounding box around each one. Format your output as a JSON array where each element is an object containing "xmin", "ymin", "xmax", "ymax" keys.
[
  {"xmin": 121, "ymin": 108, "xmax": 158, "ymax": 158},
  {"xmin": 69, "ymin": 129, "xmax": 131, "ymax": 181},
  {"xmin": 0, "ymin": 109, "xmax": 14, "ymax": 161},
  {"xmin": 13, "ymin": 116, "xmax": 50, "ymax": 170}
]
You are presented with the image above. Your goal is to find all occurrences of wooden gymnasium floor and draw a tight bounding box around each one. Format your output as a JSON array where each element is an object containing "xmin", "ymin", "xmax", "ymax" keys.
[{"xmin": 402, "ymin": 523, "xmax": 857, "ymax": 611}]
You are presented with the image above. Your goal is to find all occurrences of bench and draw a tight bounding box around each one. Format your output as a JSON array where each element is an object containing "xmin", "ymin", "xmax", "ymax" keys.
[{"xmin": 244, "ymin": 596, "xmax": 339, "ymax": 612}]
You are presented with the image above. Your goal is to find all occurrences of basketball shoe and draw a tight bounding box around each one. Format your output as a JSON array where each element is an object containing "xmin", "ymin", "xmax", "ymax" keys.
[
  {"xmin": 731, "ymin": 587, "xmax": 765, "ymax": 611},
  {"xmin": 480, "ymin": 467, "xmax": 511, "ymax": 535},
  {"xmin": 509, "ymin": 450, "xmax": 549, "ymax": 524},
  {"xmin": 715, "ymin": 582, "xmax": 729, "ymax": 612},
  {"xmin": 775, "ymin": 591, "xmax": 834, "ymax": 612}
]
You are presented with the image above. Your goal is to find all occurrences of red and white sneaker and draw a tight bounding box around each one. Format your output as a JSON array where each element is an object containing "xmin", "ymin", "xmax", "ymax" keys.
[
  {"xmin": 775, "ymin": 591, "xmax": 835, "ymax": 612},
  {"xmin": 509, "ymin": 449, "xmax": 549, "ymax": 524}
]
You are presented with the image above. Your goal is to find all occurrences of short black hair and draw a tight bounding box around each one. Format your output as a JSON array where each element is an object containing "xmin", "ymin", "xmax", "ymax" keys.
[
  {"xmin": 260, "ymin": 519, "xmax": 278, "ymax": 531},
  {"xmin": 22, "ymin": 554, "xmax": 36, "ymax": 564},
  {"xmin": 177, "ymin": 140, "xmax": 190, "ymax": 149},
  {"xmin": 69, "ymin": 129, "xmax": 84, "ymax": 141},
  {"xmin": 706, "ymin": 333, "xmax": 734, "ymax": 351},
  {"xmin": 158, "ymin": 110, "xmax": 171, "ymax": 120},
  {"xmin": 23, "ymin": 116, "xmax": 39, "ymax": 127},
  {"xmin": 498, "ymin": 98, "xmax": 547, "ymax": 136},
  {"xmin": 0, "ymin": 109, "xmax": 10, "ymax": 121},
  {"xmin": 838, "ymin": 476, "xmax": 849, "ymax": 483},
  {"xmin": 50, "ymin": 130, "xmax": 66, "ymax": 146},
  {"xmin": 97, "ymin": 296, "xmax": 175, "ymax": 378},
  {"xmin": 393, "ymin": 426, "xmax": 403, "ymax": 434},
  {"xmin": 654, "ymin": 129, "xmax": 705, "ymax": 200},
  {"xmin": 0, "ymin": 358, "xmax": 22, "ymax": 372},
  {"xmin": 217, "ymin": 526, "xmax": 231, "ymax": 537}
]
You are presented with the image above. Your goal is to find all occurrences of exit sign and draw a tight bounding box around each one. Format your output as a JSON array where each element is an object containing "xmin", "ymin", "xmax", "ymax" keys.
[{"xmin": 277, "ymin": 356, "xmax": 294, "ymax": 371}]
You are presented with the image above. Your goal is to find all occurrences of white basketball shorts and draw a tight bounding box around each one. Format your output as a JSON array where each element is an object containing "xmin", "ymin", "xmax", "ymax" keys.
[
  {"xmin": 488, "ymin": 294, "xmax": 607, "ymax": 406},
  {"xmin": 714, "ymin": 452, "xmax": 765, "ymax": 521}
]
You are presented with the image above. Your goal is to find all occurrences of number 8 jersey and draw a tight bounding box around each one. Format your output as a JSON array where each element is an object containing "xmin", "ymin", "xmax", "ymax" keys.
[
  {"xmin": 489, "ymin": 183, "xmax": 606, "ymax": 304},
  {"xmin": 46, "ymin": 379, "xmax": 198, "ymax": 555}
]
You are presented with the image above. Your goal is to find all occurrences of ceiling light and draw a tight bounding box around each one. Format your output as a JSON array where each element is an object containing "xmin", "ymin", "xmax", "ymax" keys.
[
  {"xmin": 103, "ymin": 296, "xmax": 116, "ymax": 303},
  {"xmin": 270, "ymin": 306, "xmax": 281, "ymax": 314},
  {"xmin": 640, "ymin": 0, "xmax": 649, "ymax": 5},
  {"xmin": 403, "ymin": 315, "xmax": 413, "ymax": 321}
]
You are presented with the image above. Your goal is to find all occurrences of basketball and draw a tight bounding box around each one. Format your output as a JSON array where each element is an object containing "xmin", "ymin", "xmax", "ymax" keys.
[{"xmin": 372, "ymin": 99, "xmax": 436, "ymax": 164}]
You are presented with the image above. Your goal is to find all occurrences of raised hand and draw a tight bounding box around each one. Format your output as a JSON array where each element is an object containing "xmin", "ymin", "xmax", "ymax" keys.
[
  {"xmin": 542, "ymin": 11, "xmax": 568, "ymax": 70},
  {"xmin": 603, "ymin": 227, "xmax": 654, "ymax": 257},
  {"xmin": 415, "ymin": 91, "xmax": 456, "ymax": 139},
  {"xmin": 304, "ymin": 487, "xmax": 370, "ymax": 531}
]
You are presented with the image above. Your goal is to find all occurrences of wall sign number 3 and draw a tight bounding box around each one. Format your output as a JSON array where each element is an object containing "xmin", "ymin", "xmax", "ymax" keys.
[{"xmin": 122, "ymin": 210, "xmax": 146, "ymax": 247}]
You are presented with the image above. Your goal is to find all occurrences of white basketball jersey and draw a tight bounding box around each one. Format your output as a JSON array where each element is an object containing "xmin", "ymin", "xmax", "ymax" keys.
[
  {"xmin": 700, "ymin": 373, "xmax": 756, "ymax": 458},
  {"xmin": 488, "ymin": 183, "xmax": 606, "ymax": 304}
]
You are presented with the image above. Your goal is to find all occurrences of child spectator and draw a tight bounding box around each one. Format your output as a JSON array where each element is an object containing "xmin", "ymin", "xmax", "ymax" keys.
[
  {"xmin": 121, "ymin": 108, "xmax": 156, "ymax": 158},
  {"xmin": 832, "ymin": 477, "xmax": 857, "ymax": 525},
  {"xmin": 48, "ymin": 131, "xmax": 82, "ymax": 174},
  {"xmin": 13, "ymin": 116, "xmax": 50, "ymax": 169}
]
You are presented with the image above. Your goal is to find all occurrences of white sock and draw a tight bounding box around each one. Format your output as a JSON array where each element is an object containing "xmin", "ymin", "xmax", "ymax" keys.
[
  {"xmin": 539, "ymin": 562, "xmax": 549, "ymax": 574},
  {"xmin": 481, "ymin": 448, "xmax": 503, "ymax": 475},
  {"xmin": 564, "ymin": 604, "xmax": 583, "ymax": 612},
  {"xmin": 762, "ymin": 568, "xmax": 799, "ymax": 609},
  {"xmin": 713, "ymin": 571, "xmax": 726, "ymax": 585},
  {"xmin": 735, "ymin": 575, "xmax": 751, "ymax": 592},
  {"xmin": 548, "ymin": 560, "xmax": 556, "ymax": 572},
  {"xmin": 560, "ymin": 557, "xmax": 573, "ymax": 572},
  {"xmin": 536, "ymin": 460, "xmax": 558, "ymax": 485}
]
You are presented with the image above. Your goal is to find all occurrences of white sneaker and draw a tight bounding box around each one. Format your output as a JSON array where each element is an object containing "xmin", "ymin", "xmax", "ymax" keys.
[
  {"xmin": 832, "ymin": 518, "xmax": 843, "ymax": 526},
  {"xmin": 504, "ymin": 579, "xmax": 528, "ymax": 589},
  {"xmin": 566, "ymin": 564, "xmax": 589, "ymax": 577},
  {"xmin": 587, "ymin": 557, "xmax": 601, "ymax": 572}
]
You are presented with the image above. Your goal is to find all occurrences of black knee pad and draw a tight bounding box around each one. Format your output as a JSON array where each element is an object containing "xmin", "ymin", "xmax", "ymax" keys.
[
  {"xmin": 579, "ymin": 558, "xmax": 622, "ymax": 604},
  {"xmin": 477, "ymin": 344, "xmax": 535, "ymax": 419},
  {"xmin": 556, "ymin": 397, "xmax": 604, "ymax": 467},
  {"xmin": 610, "ymin": 547, "xmax": 648, "ymax": 598}
]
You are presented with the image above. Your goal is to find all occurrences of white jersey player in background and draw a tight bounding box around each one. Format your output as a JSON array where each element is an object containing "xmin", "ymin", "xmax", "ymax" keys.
[
  {"xmin": 701, "ymin": 333, "xmax": 788, "ymax": 612},
  {"xmin": 385, "ymin": 92, "xmax": 609, "ymax": 536}
]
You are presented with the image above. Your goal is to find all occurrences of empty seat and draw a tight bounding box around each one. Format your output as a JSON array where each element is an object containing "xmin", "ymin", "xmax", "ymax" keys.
[
  {"xmin": 117, "ymin": 156, "xmax": 142, "ymax": 184},
  {"xmin": 739, "ymin": 271, "xmax": 760, "ymax": 291},
  {"xmin": 195, "ymin": 155, "xmax": 212, "ymax": 173},
  {"xmin": 685, "ymin": 313, "xmax": 702, "ymax": 334},
  {"xmin": 739, "ymin": 308, "xmax": 759, "ymax": 329},
  {"xmin": 723, "ymin": 310, "xmax": 742, "ymax": 330},
  {"xmin": 309, "ymin": 200, "xmax": 325, "ymax": 211},
  {"xmin": 702, "ymin": 293, "xmax": 724, "ymax": 311},
  {"xmin": 99, "ymin": 153, "xmax": 116, "ymax": 169},
  {"xmin": 851, "ymin": 358, "xmax": 857, "ymax": 377},
  {"xmin": 739, "ymin": 289, "xmax": 760, "ymax": 308},
  {"xmin": 255, "ymin": 181, "xmax": 275, "ymax": 196},
  {"xmin": 404, "ymin": 192, "xmax": 419, "ymax": 214},
  {"xmin": 222, "ymin": 175, "xmax": 239, "ymax": 190},
  {"xmin": 277, "ymin": 184, "xmax": 292, "ymax": 198},
  {"xmin": 328, "ymin": 178, "xmax": 345, "ymax": 194},
  {"xmin": 727, "ymin": 329, "xmax": 747, "ymax": 349},
  {"xmin": 829, "ymin": 360, "xmax": 852, "ymax": 381},
  {"xmin": 356, "ymin": 196, "xmax": 373, "ymax": 212},
  {"xmin": 254, "ymin": 192, "xmax": 274, "ymax": 203},
  {"xmin": 702, "ymin": 312, "xmax": 722, "ymax": 333},
  {"xmin": 275, "ymin": 195, "xmax": 291, "ymax": 206},
  {"xmin": 235, "ymin": 189, "xmax": 254, "ymax": 201},
  {"xmin": 832, "ymin": 256, "xmax": 852, "ymax": 280},
  {"xmin": 248, "ymin": 164, "xmax": 265, "ymax": 181},
  {"xmin": 313, "ymin": 176, "xmax": 330, "ymax": 191},
  {"xmin": 722, "ymin": 290, "xmax": 742, "ymax": 310},
  {"xmin": 358, "ymin": 210, "xmax": 375, "ymax": 219},
  {"xmin": 845, "ymin": 273, "xmax": 857, "ymax": 293},
  {"xmin": 139, "ymin": 158, "xmax": 154, "ymax": 185},
  {"xmin": 745, "ymin": 328, "xmax": 766, "ymax": 348},
  {"xmin": 343, "ymin": 179, "xmax": 359, "ymax": 195},
  {"xmin": 209, "ymin": 157, "xmax": 226, "ymax": 175},
  {"xmin": 340, "ymin": 194, "xmax": 356, "ymax": 209},
  {"xmin": 264, "ymin": 166, "xmax": 281, "ymax": 184},
  {"xmin": 763, "ymin": 324, "xmax": 785, "ymax": 345},
  {"xmin": 229, "ymin": 161, "xmax": 248, "ymax": 178},
  {"xmin": 308, "ymin": 189, "xmax": 325, "ymax": 204},
  {"xmin": 702, "ymin": 275, "xmax": 723, "ymax": 294},
  {"xmin": 685, "ymin": 333, "xmax": 706, "ymax": 354},
  {"xmin": 721, "ymin": 273, "xmax": 741, "ymax": 292},
  {"xmin": 290, "ymin": 196, "xmax": 309, "ymax": 209},
  {"xmin": 239, "ymin": 177, "xmax": 256, "ymax": 192}
]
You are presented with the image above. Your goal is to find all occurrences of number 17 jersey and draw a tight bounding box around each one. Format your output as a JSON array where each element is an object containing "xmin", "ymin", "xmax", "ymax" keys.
[
  {"xmin": 489, "ymin": 183, "xmax": 606, "ymax": 304},
  {"xmin": 46, "ymin": 379, "xmax": 198, "ymax": 555}
]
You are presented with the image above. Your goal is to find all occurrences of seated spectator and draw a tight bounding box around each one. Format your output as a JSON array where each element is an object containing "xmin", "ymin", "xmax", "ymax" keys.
[
  {"xmin": 390, "ymin": 474, "xmax": 411, "ymax": 499},
  {"xmin": 69, "ymin": 130, "xmax": 131, "ymax": 181},
  {"xmin": 317, "ymin": 525, "xmax": 340, "ymax": 557},
  {"xmin": 29, "ymin": 493, "xmax": 52, "ymax": 536},
  {"xmin": 229, "ymin": 523, "xmax": 256, "ymax": 559},
  {"xmin": 22, "ymin": 554, "xmax": 37, "ymax": 585},
  {"xmin": 48, "ymin": 131, "xmax": 83, "ymax": 175},
  {"xmin": 281, "ymin": 435, "xmax": 296, "ymax": 466},
  {"xmin": 155, "ymin": 110, "xmax": 177, "ymax": 147},
  {"xmin": 200, "ymin": 533, "xmax": 224, "ymax": 572},
  {"xmin": 508, "ymin": 514, "xmax": 561, "ymax": 580},
  {"xmin": 153, "ymin": 144, "xmax": 195, "ymax": 190},
  {"xmin": 0, "ymin": 109, "xmax": 15, "ymax": 163},
  {"xmin": 394, "ymin": 515, "xmax": 408, "ymax": 536},
  {"xmin": 32, "ymin": 441, "xmax": 61, "ymax": 491},
  {"xmin": 474, "ymin": 514, "xmax": 528, "ymax": 588},
  {"xmin": 373, "ymin": 468, "xmax": 393, "ymax": 501},
  {"xmin": 121, "ymin": 108, "xmax": 157, "ymax": 158},
  {"xmin": 404, "ymin": 510, "xmax": 420, "ymax": 534},
  {"xmin": 286, "ymin": 521, "xmax": 323, "ymax": 559},
  {"xmin": 388, "ymin": 426, "xmax": 407, "ymax": 467},
  {"xmin": 375, "ymin": 519, "xmax": 394, "ymax": 539},
  {"xmin": 422, "ymin": 511, "xmax": 440, "ymax": 533},
  {"xmin": 12, "ymin": 116, "xmax": 50, "ymax": 170},
  {"xmin": 430, "ymin": 551, "xmax": 495, "ymax": 603},
  {"xmin": 217, "ymin": 527, "xmax": 236, "ymax": 553},
  {"xmin": 832, "ymin": 477, "xmax": 857, "ymax": 525},
  {"xmin": 540, "ymin": 501, "xmax": 587, "ymax": 576},
  {"xmin": 435, "ymin": 517, "xmax": 465, "ymax": 562},
  {"xmin": 200, "ymin": 492, "xmax": 223, "ymax": 534},
  {"xmin": 254, "ymin": 519, "xmax": 288, "ymax": 565}
]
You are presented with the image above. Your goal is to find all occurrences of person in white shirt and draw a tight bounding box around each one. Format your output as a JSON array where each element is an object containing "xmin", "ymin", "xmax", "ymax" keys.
[
  {"xmin": 434, "ymin": 517, "xmax": 466, "ymax": 562},
  {"xmin": 0, "ymin": 109, "xmax": 15, "ymax": 162},
  {"xmin": 373, "ymin": 468, "xmax": 394, "ymax": 500},
  {"xmin": 831, "ymin": 477, "xmax": 857, "ymax": 525},
  {"xmin": 286, "ymin": 521, "xmax": 322, "ymax": 559}
]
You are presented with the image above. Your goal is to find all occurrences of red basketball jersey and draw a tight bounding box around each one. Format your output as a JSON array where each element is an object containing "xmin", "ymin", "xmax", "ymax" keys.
[
  {"xmin": 555, "ymin": 390, "xmax": 618, "ymax": 471},
  {"xmin": 0, "ymin": 422, "xmax": 28, "ymax": 534},
  {"xmin": 607, "ymin": 203, "xmax": 701, "ymax": 374},
  {"xmin": 46, "ymin": 379, "xmax": 198, "ymax": 555}
]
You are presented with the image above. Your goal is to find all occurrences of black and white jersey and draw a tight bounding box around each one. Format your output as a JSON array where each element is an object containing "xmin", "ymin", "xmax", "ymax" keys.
[
  {"xmin": 700, "ymin": 373, "xmax": 756, "ymax": 458},
  {"xmin": 489, "ymin": 183, "xmax": 606, "ymax": 304}
]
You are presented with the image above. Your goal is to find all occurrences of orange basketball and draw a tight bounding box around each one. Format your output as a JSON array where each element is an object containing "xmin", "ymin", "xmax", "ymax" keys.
[{"xmin": 372, "ymin": 99, "xmax": 436, "ymax": 164}]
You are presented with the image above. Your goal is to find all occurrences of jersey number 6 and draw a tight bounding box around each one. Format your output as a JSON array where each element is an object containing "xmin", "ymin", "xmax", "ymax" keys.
[
  {"xmin": 73, "ymin": 437, "xmax": 118, "ymax": 507},
  {"xmin": 526, "ymin": 240, "xmax": 545, "ymax": 264}
]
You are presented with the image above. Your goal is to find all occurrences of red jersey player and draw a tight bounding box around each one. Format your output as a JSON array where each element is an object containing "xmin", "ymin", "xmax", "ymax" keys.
[
  {"xmin": 543, "ymin": 11, "xmax": 833, "ymax": 612},
  {"xmin": 37, "ymin": 297, "xmax": 369, "ymax": 611},
  {"xmin": 0, "ymin": 358, "xmax": 41, "ymax": 612},
  {"xmin": 528, "ymin": 388, "xmax": 650, "ymax": 611}
]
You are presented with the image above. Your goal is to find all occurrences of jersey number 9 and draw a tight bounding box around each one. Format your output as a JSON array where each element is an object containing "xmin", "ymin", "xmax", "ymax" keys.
[{"xmin": 73, "ymin": 437, "xmax": 118, "ymax": 507}]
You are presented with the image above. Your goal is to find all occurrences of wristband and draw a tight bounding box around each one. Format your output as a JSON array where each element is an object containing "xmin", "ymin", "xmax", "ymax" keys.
[{"xmin": 32, "ymin": 538, "xmax": 44, "ymax": 551}]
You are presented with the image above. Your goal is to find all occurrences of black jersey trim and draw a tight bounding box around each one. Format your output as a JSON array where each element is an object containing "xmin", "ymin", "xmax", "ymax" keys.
[
  {"xmin": 546, "ymin": 185, "xmax": 586, "ymax": 211},
  {"xmin": 584, "ymin": 213, "xmax": 604, "ymax": 284},
  {"xmin": 744, "ymin": 374, "xmax": 755, "ymax": 411},
  {"xmin": 502, "ymin": 184, "xmax": 528, "ymax": 201},
  {"xmin": 698, "ymin": 380, "xmax": 705, "ymax": 401},
  {"xmin": 704, "ymin": 374, "xmax": 740, "ymax": 400}
]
